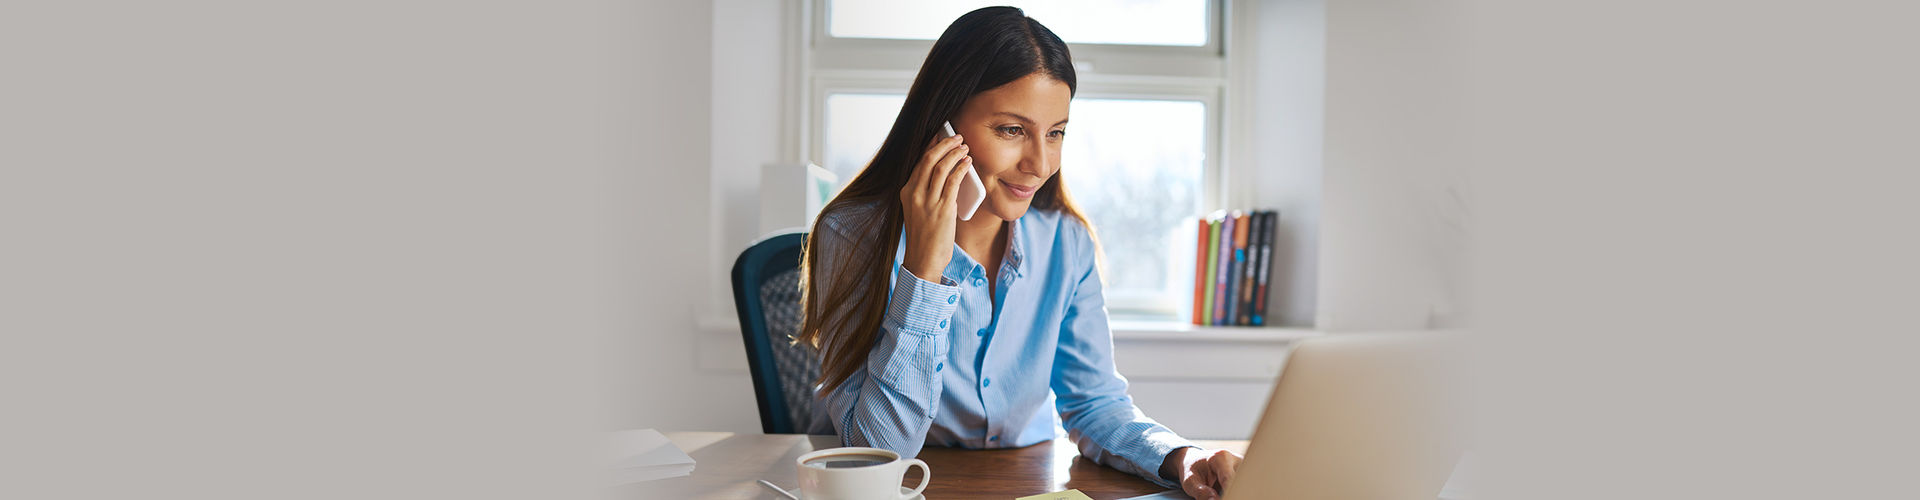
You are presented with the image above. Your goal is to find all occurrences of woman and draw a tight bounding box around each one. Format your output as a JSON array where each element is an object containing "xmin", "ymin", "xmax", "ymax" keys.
[{"xmin": 799, "ymin": 7, "xmax": 1243, "ymax": 499}]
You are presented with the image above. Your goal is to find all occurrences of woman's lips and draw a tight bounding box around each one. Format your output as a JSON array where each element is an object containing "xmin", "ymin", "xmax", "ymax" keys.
[{"xmin": 1000, "ymin": 180, "xmax": 1039, "ymax": 199}]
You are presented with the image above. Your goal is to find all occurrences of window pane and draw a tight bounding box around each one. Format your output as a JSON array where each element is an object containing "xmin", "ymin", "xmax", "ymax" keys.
[
  {"xmin": 823, "ymin": 94, "xmax": 1206, "ymax": 313},
  {"xmin": 823, "ymin": 93, "xmax": 906, "ymax": 186},
  {"xmin": 828, "ymin": 0, "xmax": 1208, "ymax": 47},
  {"xmin": 1060, "ymin": 99, "xmax": 1206, "ymax": 301}
]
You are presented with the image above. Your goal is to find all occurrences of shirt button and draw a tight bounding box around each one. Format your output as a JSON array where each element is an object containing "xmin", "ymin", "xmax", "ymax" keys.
[
  {"xmin": 936, "ymin": 362, "xmax": 943, "ymax": 372},
  {"xmin": 973, "ymin": 278, "xmax": 986, "ymax": 287},
  {"xmin": 983, "ymin": 378, "xmax": 991, "ymax": 387},
  {"xmin": 938, "ymin": 319, "xmax": 948, "ymax": 328},
  {"xmin": 976, "ymin": 328, "xmax": 986, "ymax": 337},
  {"xmin": 947, "ymin": 294, "xmax": 957, "ymax": 304}
]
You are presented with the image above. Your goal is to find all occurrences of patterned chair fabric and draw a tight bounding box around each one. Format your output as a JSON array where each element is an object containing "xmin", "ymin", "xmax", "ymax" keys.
[
  {"xmin": 756, "ymin": 267, "xmax": 821, "ymax": 433},
  {"xmin": 731, "ymin": 231, "xmax": 825, "ymax": 435}
]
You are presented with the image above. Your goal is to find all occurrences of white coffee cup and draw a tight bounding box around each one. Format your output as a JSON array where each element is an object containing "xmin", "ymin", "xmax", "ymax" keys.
[{"xmin": 794, "ymin": 447, "xmax": 930, "ymax": 500}]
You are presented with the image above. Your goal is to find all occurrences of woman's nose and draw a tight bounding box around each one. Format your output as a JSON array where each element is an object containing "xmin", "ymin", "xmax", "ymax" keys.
[{"xmin": 1020, "ymin": 139, "xmax": 1051, "ymax": 175}]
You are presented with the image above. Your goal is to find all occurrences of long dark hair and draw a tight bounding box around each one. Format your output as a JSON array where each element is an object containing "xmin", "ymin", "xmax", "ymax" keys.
[{"xmin": 798, "ymin": 6, "xmax": 1093, "ymax": 395}]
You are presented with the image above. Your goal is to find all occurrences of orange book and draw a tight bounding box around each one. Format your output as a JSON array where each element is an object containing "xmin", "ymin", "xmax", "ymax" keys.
[{"xmin": 1192, "ymin": 218, "xmax": 1211, "ymax": 325}]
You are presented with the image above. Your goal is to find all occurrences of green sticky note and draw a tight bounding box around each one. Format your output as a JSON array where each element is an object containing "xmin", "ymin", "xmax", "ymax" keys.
[{"xmin": 1015, "ymin": 490, "xmax": 1094, "ymax": 500}]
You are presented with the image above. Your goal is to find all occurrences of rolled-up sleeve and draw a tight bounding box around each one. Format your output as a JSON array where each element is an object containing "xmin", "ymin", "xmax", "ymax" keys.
[
  {"xmin": 815, "ymin": 221, "xmax": 960, "ymax": 458},
  {"xmin": 1050, "ymin": 228, "xmax": 1197, "ymax": 488}
]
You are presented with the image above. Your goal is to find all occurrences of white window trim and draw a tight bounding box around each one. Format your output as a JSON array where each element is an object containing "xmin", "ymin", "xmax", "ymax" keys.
[{"xmin": 812, "ymin": 0, "xmax": 1224, "ymax": 58}]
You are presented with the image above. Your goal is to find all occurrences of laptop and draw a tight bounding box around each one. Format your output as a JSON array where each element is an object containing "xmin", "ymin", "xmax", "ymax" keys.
[{"xmin": 1224, "ymin": 333, "xmax": 1471, "ymax": 500}]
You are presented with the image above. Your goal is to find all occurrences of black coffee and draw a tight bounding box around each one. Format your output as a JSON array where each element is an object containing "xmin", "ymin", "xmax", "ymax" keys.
[{"xmin": 803, "ymin": 453, "xmax": 893, "ymax": 469}]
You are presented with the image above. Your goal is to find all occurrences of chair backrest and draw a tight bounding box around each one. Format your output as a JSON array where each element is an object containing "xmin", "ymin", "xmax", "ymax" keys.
[{"xmin": 729, "ymin": 231, "xmax": 823, "ymax": 434}]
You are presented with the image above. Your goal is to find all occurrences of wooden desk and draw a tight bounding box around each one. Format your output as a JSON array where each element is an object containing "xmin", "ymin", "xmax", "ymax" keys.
[{"xmin": 615, "ymin": 432, "xmax": 1248, "ymax": 500}]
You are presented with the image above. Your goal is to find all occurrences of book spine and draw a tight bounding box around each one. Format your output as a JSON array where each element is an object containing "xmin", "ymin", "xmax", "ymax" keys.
[
  {"xmin": 1254, "ymin": 211, "xmax": 1277, "ymax": 326},
  {"xmin": 1239, "ymin": 210, "xmax": 1263, "ymax": 325},
  {"xmin": 1192, "ymin": 218, "xmax": 1211, "ymax": 326},
  {"xmin": 1201, "ymin": 217, "xmax": 1222, "ymax": 326},
  {"xmin": 1213, "ymin": 213, "xmax": 1235, "ymax": 325},
  {"xmin": 1226, "ymin": 212, "xmax": 1249, "ymax": 326}
]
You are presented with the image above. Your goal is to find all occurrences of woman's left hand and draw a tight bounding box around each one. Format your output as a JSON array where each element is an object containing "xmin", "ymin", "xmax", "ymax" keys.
[{"xmin": 1165, "ymin": 447, "xmax": 1243, "ymax": 500}]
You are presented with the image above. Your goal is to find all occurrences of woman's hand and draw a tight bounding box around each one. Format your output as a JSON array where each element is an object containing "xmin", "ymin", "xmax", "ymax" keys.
[
  {"xmin": 899, "ymin": 132, "xmax": 973, "ymax": 282},
  {"xmin": 1163, "ymin": 447, "xmax": 1243, "ymax": 500}
]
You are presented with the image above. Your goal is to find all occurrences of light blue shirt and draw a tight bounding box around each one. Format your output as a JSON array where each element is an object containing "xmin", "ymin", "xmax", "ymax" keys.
[{"xmin": 806, "ymin": 201, "xmax": 1195, "ymax": 488}]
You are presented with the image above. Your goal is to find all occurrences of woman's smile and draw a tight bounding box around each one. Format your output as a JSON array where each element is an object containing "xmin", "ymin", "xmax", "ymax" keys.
[{"xmin": 1000, "ymin": 179, "xmax": 1039, "ymax": 199}]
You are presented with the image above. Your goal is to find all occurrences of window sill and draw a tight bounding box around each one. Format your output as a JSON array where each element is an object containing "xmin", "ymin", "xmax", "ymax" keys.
[{"xmin": 1109, "ymin": 320, "xmax": 1322, "ymax": 343}]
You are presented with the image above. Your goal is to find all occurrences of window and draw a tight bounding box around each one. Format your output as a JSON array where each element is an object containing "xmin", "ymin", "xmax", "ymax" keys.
[
  {"xmin": 1058, "ymin": 99, "xmax": 1206, "ymax": 308},
  {"xmin": 823, "ymin": 94, "xmax": 906, "ymax": 184},
  {"xmin": 807, "ymin": 0, "xmax": 1224, "ymax": 319},
  {"xmin": 823, "ymin": 96, "xmax": 1208, "ymax": 314},
  {"xmin": 828, "ymin": 0, "xmax": 1210, "ymax": 47}
]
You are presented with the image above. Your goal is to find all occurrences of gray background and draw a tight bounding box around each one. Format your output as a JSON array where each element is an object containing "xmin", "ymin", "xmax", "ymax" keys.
[{"xmin": 4, "ymin": 0, "xmax": 1916, "ymax": 499}]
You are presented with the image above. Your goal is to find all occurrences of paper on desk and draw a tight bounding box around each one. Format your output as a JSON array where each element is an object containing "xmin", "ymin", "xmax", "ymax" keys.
[
  {"xmin": 1117, "ymin": 451, "xmax": 1477, "ymax": 500},
  {"xmin": 1116, "ymin": 490, "xmax": 1191, "ymax": 500},
  {"xmin": 1438, "ymin": 451, "xmax": 1478, "ymax": 500},
  {"xmin": 605, "ymin": 429, "xmax": 695, "ymax": 485},
  {"xmin": 1016, "ymin": 489, "xmax": 1095, "ymax": 500}
]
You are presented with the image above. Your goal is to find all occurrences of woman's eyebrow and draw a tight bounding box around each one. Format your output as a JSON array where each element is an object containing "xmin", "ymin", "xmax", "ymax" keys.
[{"xmin": 990, "ymin": 111, "xmax": 1069, "ymax": 127}]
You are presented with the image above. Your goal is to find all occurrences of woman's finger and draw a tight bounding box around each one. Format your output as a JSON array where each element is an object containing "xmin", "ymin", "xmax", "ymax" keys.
[
  {"xmin": 925, "ymin": 141, "xmax": 968, "ymax": 202},
  {"xmin": 909, "ymin": 135, "xmax": 957, "ymax": 204},
  {"xmin": 942, "ymin": 155, "xmax": 972, "ymax": 203},
  {"xmin": 1189, "ymin": 457, "xmax": 1216, "ymax": 489},
  {"xmin": 1182, "ymin": 473, "xmax": 1216, "ymax": 500},
  {"xmin": 1210, "ymin": 451, "xmax": 1239, "ymax": 492}
]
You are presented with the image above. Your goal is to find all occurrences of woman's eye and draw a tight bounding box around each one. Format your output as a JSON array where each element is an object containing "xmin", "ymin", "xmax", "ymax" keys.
[
  {"xmin": 1048, "ymin": 129, "xmax": 1066, "ymax": 139},
  {"xmin": 998, "ymin": 126, "xmax": 1023, "ymax": 137}
]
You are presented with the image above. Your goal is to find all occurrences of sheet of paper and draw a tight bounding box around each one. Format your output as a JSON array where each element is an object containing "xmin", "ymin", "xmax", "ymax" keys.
[
  {"xmin": 603, "ymin": 429, "xmax": 696, "ymax": 485},
  {"xmin": 1439, "ymin": 451, "xmax": 1479, "ymax": 500},
  {"xmin": 605, "ymin": 428, "xmax": 694, "ymax": 470},
  {"xmin": 1016, "ymin": 489, "xmax": 1095, "ymax": 500},
  {"xmin": 1116, "ymin": 490, "xmax": 1192, "ymax": 500}
]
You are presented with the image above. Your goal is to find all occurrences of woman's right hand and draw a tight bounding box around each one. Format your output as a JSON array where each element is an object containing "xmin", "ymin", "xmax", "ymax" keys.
[{"xmin": 899, "ymin": 132, "xmax": 973, "ymax": 283}]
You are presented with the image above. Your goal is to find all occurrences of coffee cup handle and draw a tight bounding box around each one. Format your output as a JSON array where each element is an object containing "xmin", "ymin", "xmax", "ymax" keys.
[{"xmin": 899, "ymin": 458, "xmax": 930, "ymax": 499}]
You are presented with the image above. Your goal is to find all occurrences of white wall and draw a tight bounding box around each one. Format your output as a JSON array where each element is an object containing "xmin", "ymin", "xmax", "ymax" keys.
[
  {"xmin": 1241, "ymin": 0, "xmax": 1327, "ymax": 329},
  {"xmin": 606, "ymin": 0, "xmax": 761, "ymax": 433},
  {"xmin": 1315, "ymin": 0, "xmax": 1471, "ymax": 331},
  {"xmin": 610, "ymin": 0, "xmax": 801, "ymax": 434}
]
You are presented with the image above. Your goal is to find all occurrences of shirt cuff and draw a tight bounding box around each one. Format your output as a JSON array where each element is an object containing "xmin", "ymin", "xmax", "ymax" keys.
[
  {"xmin": 884, "ymin": 263, "xmax": 960, "ymax": 336},
  {"xmin": 1138, "ymin": 438, "xmax": 1202, "ymax": 489}
]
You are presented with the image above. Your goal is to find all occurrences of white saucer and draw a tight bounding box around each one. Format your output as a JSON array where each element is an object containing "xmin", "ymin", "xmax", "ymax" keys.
[{"xmin": 784, "ymin": 486, "xmax": 924, "ymax": 500}]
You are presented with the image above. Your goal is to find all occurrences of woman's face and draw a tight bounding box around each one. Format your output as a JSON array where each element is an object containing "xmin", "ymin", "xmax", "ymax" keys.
[{"xmin": 951, "ymin": 73, "xmax": 1072, "ymax": 222}]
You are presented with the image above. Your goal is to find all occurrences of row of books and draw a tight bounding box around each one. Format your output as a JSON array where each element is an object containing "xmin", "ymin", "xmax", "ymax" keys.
[{"xmin": 1193, "ymin": 210, "xmax": 1278, "ymax": 326}]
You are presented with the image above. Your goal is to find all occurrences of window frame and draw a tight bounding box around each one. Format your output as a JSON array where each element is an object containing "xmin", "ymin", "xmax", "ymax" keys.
[
  {"xmin": 800, "ymin": 0, "xmax": 1232, "ymax": 320},
  {"xmin": 815, "ymin": 0, "xmax": 1223, "ymax": 57}
]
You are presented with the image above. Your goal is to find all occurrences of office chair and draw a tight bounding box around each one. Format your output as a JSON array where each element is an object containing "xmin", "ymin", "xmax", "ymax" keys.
[{"xmin": 730, "ymin": 231, "xmax": 825, "ymax": 434}]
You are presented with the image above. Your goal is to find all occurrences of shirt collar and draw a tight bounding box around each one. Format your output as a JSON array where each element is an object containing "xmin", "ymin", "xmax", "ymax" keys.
[
  {"xmin": 1004, "ymin": 215, "xmax": 1027, "ymax": 278},
  {"xmin": 890, "ymin": 215, "xmax": 1030, "ymax": 281}
]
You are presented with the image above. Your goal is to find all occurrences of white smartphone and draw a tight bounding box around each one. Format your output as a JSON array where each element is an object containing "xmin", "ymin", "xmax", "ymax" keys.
[{"xmin": 941, "ymin": 121, "xmax": 988, "ymax": 221}]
